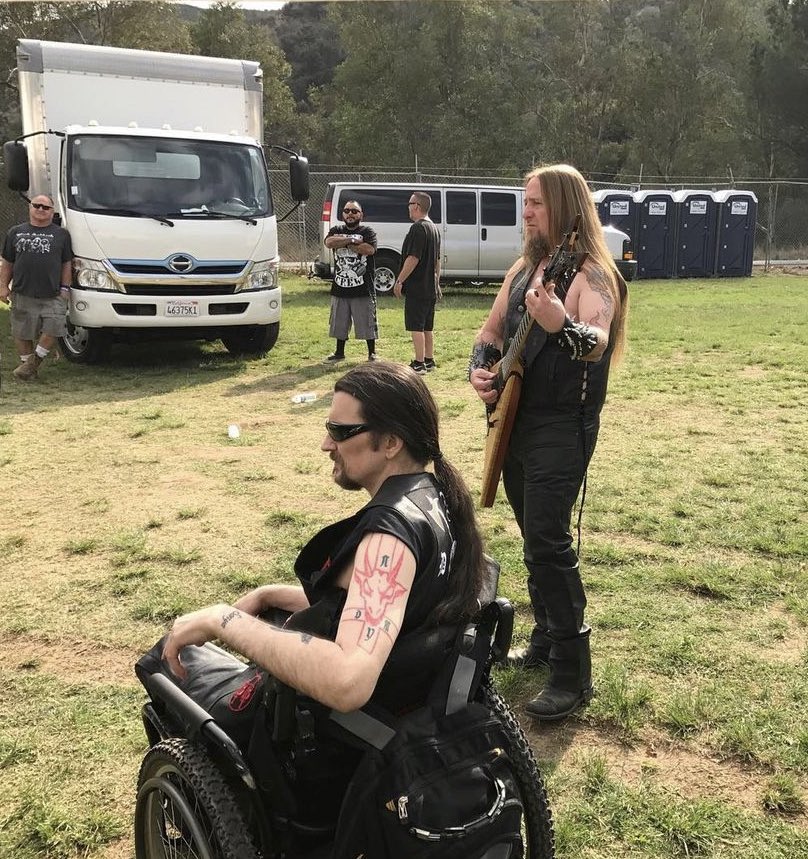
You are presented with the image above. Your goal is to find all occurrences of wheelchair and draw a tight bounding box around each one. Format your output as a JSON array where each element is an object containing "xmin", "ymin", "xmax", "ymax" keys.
[{"xmin": 133, "ymin": 591, "xmax": 556, "ymax": 859}]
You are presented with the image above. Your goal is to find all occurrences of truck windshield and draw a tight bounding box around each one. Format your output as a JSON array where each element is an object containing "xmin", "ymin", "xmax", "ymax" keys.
[{"xmin": 66, "ymin": 135, "xmax": 272, "ymax": 219}]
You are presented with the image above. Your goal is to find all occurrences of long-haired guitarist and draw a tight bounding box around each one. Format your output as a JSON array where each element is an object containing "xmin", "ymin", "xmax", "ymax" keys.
[{"xmin": 468, "ymin": 164, "xmax": 628, "ymax": 722}]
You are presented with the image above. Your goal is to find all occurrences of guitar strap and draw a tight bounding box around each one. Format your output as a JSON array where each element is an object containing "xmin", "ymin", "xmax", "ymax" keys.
[{"xmin": 505, "ymin": 264, "xmax": 548, "ymax": 368}]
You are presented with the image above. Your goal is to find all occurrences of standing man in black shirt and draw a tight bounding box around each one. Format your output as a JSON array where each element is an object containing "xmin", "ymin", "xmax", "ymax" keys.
[
  {"xmin": 323, "ymin": 199, "xmax": 379, "ymax": 363},
  {"xmin": 393, "ymin": 192, "xmax": 441, "ymax": 375},
  {"xmin": 0, "ymin": 195, "xmax": 73, "ymax": 382}
]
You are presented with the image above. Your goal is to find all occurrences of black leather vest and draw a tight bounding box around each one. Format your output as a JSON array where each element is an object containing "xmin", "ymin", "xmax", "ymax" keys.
[
  {"xmin": 505, "ymin": 263, "xmax": 614, "ymax": 418},
  {"xmin": 291, "ymin": 473, "xmax": 456, "ymax": 640}
]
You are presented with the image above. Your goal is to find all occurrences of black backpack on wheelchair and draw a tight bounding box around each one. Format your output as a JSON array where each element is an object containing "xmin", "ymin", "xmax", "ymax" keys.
[{"xmin": 133, "ymin": 580, "xmax": 556, "ymax": 859}]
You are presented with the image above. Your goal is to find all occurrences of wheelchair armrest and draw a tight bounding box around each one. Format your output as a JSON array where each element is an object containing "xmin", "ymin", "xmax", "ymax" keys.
[
  {"xmin": 491, "ymin": 597, "xmax": 514, "ymax": 664},
  {"xmin": 145, "ymin": 672, "xmax": 256, "ymax": 789}
]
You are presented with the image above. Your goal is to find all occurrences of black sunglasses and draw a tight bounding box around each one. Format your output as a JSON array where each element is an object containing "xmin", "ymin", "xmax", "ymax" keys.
[
  {"xmin": 31, "ymin": 203, "xmax": 53, "ymax": 211},
  {"xmin": 325, "ymin": 420, "xmax": 371, "ymax": 442},
  {"xmin": 343, "ymin": 207, "xmax": 361, "ymax": 215}
]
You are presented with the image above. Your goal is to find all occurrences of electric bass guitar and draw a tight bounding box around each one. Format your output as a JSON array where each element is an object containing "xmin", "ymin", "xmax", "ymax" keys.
[{"xmin": 480, "ymin": 216, "xmax": 588, "ymax": 507}]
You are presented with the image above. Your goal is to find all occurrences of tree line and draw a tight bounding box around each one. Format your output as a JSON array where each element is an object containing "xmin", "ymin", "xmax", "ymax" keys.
[{"xmin": 0, "ymin": 0, "xmax": 806, "ymax": 182}]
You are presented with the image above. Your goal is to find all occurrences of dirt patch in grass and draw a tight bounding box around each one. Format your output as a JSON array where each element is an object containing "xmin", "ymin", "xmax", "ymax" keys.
[
  {"xmin": 526, "ymin": 719, "xmax": 808, "ymax": 829},
  {"xmin": 0, "ymin": 632, "xmax": 141, "ymax": 687}
]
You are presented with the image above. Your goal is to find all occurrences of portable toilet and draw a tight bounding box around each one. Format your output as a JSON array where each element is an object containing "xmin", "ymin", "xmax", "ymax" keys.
[
  {"xmin": 713, "ymin": 190, "xmax": 758, "ymax": 276},
  {"xmin": 673, "ymin": 189, "xmax": 717, "ymax": 277},
  {"xmin": 593, "ymin": 189, "xmax": 638, "ymax": 245},
  {"xmin": 634, "ymin": 189, "xmax": 676, "ymax": 279}
]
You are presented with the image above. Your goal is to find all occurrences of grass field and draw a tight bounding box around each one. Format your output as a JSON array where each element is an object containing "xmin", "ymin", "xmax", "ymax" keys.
[{"xmin": 0, "ymin": 273, "xmax": 806, "ymax": 858}]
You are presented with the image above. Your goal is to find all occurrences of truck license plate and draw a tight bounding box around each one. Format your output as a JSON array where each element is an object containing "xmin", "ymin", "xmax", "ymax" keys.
[{"xmin": 166, "ymin": 301, "xmax": 200, "ymax": 317}]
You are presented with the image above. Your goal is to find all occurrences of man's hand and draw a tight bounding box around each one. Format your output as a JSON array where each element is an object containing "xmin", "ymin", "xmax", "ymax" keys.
[
  {"xmin": 393, "ymin": 281, "xmax": 403, "ymax": 299},
  {"xmin": 470, "ymin": 367, "xmax": 499, "ymax": 405},
  {"xmin": 525, "ymin": 276, "xmax": 566, "ymax": 333},
  {"xmin": 162, "ymin": 603, "xmax": 233, "ymax": 680},
  {"xmin": 0, "ymin": 284, "xmax": 10, "ymax": 305}
]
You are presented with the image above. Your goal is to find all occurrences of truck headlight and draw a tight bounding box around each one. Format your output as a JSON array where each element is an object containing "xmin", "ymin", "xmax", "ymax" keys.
[
  {"xmin": 75, "ymin": 258, "xmax": 117, "ymax": 291},
  {"xmin": 242, "ymin": 259, "xmax": 278, "ymax": 291}
]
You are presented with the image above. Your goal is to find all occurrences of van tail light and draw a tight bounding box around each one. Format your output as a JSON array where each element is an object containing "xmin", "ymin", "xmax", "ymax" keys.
[
  {"xmin": 622, "ymin": 240, "xmax": 634, "ymax": 261},
  {"xmin": 322, "ymin": 200, "xmax": 332, "ymax": 222}
]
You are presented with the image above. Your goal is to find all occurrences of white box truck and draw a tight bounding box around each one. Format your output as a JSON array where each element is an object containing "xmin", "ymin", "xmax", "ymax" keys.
[
  {"xmin": 313, "ymin": 182, "xmax": 637, "ymax": 294},
  {"xmin": 3, "ymin": 39, "xmax": 309, "ymax": 362}
]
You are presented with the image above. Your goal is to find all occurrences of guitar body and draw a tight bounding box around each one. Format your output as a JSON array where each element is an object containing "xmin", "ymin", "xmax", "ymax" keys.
[{"xmin": 480, "ymin": 358, "xmax": 524, "ymax": 507}]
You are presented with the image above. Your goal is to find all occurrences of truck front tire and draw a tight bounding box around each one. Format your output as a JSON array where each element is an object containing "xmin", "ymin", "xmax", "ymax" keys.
[
  {"xmin": 221, "ymin": 323, "xmax": 279, "ymax": 357},
  {"xmin": 59, "ymin": 324, "xmax": 112, "ymax": 364}
]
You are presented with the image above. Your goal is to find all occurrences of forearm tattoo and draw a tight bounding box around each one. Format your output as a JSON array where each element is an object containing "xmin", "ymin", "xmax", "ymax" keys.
[
  {"xmin": 221, "ymin": 609, "xmax": 242, "ymax": 629},
  {"xmin": 467, "ymin": 341, "xmax": 502, "ymax": 380},
  {"xmin": 556, "ymin": 316, "xmax": 599, "ymax": 359}
]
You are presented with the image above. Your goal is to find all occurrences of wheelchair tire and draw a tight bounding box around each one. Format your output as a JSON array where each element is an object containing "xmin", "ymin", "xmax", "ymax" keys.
[
  {"xmin": 135, "ymin": 738, "xmax": 260, "ymax": 859},
  {"xmin": 481, "ymin": 679, "xmax": 556, "ymax": 859}
]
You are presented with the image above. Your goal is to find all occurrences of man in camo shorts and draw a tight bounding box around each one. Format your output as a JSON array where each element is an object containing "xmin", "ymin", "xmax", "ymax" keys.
[{"xmin": 0, "ymin": 194, "xmax": 74, "ymax": 382}]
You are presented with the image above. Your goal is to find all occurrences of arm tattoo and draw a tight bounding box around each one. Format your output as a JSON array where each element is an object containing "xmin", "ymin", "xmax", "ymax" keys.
[
  {"xmin": 345, "ymin": 534, "xmax": 407, "ymax": 654},
  {"xmin": 220, "ymin": 609, "xmax": 242, "ymax": 629},
  {"xmin": 467, "ymin": 341, "xmax": 502, "ymax": 381},
  {"xmin": 585, "ymin": 266, "xmax": 615, "ymax": 319}
]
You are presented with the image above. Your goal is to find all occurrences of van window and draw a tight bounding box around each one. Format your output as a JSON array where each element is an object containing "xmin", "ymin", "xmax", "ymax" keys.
[
  {"xmin": 336, "ymin": 188, "xmax": 442, "ymax": 223},
  {"xmin": 446, "ymin": 191, "xmax": 476, "ymax": 225},
  {"xmin": 481, "ymin": 192, "xmax": 517, "ymax": 227}
]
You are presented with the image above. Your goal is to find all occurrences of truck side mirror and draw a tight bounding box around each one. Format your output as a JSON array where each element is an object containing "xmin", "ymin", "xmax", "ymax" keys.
[
  {"xmin": 289, "ymin": 155, "xmax": 309, "ymax": 203},
  {"xmin": 3, "ymin": 140, "xmax": 29, "ymax": 192}
]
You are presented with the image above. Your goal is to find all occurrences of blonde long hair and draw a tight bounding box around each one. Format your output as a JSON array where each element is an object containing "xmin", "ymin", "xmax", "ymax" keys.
[{"xmin": 525, "ymin": 164, "xmax": 628, "ymax": 363}]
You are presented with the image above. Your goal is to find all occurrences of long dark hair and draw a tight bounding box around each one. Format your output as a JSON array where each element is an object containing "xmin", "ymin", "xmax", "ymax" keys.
[{"xmin": 334, "ymin": 361, "xmax": 484, "ymax": 621}]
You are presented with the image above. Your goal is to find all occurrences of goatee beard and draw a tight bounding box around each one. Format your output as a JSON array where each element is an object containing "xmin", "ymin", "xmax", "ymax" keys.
[{"xmin": 523, "ymin": 233, "xmax": 550, "ymax": 267}]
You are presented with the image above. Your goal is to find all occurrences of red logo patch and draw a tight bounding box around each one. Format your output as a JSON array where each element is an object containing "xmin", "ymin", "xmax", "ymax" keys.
[{"xmin": 228, "ymin": 674, "xmax": 262, "ymax": 712}]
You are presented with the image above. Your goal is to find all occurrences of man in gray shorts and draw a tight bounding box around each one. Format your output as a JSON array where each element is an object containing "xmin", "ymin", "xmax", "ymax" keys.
[
  {"xmin": 0, "ymin": 194, "xmax": 74, "ymax": 382},
  {"xmin": 322, "ymin": 200, "xmax": 378, "ymax": 363}
]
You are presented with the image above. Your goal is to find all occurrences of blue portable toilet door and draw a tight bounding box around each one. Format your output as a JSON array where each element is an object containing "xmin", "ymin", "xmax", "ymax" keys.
[
  {"xmin": 674, "ymin": 190, "xmax": 716, "ymax": 277},
  {"xmin": 635, "ymin": 190, "xmax": 676, "ymax": 279},
  {"xmin": 713, "ymin": 190, "xmax": 757, "ymax": 276},
  {"xmin": 593, "ymin": 189, "xmax": 637, "ymax": 244}
]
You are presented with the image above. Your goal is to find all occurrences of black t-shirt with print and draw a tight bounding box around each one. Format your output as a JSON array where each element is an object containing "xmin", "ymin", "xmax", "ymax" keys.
[
  {"xmin": 2, "ymin": 222, "xmax": 73, "ymax": 298},
  {"xmin": 326, "ymin": 224, "xmax": 378, "ymax": 298}
]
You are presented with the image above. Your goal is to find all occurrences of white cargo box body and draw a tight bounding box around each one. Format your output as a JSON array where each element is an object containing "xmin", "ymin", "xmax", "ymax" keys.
[{"xmin": 17, "ymin": 39, "xmax": 264, "ymax": 196}]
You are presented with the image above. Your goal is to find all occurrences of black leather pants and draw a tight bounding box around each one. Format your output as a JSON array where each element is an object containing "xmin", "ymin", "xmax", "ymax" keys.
[{"xmin": 503, "ymin": 411, "xmax": 599, "ymax": 690}]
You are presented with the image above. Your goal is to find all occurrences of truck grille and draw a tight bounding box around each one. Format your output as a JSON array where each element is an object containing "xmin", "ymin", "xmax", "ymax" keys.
[
  {"xmin": 124, "ymin": 284, "xmax": 238, "ymax": 296},
  {"xmin": 110, "ymin": 260, "xmax": 248, "ymax": 276}
]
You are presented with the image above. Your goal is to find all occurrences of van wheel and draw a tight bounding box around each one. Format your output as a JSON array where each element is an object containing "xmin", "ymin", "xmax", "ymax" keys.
[
  {"xmin": 373, "ymin": 252, "xmax": 399, "ymax": 295},
  {"xmin": 59, "ymin": 325, "xmax": 112, "ymax": 364},
  {"xmin": 221, "ymin": 323, "xmax": 279, "ymax": 357}
]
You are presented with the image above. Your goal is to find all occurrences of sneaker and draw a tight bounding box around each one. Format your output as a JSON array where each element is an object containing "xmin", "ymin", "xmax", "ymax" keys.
[
  {"xmin": 323, "ymin": 353, "xmax": 345, "ymax": 364},
  {"xmin": 424, "ymin": 358, "xmax": 437, "ymax": 372},
  {"xmin": 409, "ymin": 360, "xmax": 427, "ymax": 375},
  {"xmin": 367, "ymin": 353, "xmax": 378, "ymax": 361}
]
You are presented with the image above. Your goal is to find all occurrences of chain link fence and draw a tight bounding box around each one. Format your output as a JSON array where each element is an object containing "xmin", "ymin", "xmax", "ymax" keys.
[{"xmin": 2, "ymin": 164, "xmax": 806, "ymax": 270}]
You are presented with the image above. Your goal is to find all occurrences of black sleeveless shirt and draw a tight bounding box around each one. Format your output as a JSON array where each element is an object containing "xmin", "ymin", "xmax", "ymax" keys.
[{"xmin": 505, "ymin": 263, "xmax": 615, "ymax": 420}]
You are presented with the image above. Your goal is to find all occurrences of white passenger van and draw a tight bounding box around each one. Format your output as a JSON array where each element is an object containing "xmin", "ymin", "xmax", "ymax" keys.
[{"xmin": 314, "ymin": 182, "xmax": 636, "ymax": 294}]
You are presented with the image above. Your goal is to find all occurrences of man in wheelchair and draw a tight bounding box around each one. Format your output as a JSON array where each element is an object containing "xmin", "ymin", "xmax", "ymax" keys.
[{"xmin": 135, "ymin": 361, "xmax": 554, "ymax": 859}]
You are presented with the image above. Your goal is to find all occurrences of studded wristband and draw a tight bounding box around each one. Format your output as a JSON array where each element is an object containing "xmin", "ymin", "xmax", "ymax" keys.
[{"xmin": 556, "ymin": 316, "xmax": 599, "ymax": 360}]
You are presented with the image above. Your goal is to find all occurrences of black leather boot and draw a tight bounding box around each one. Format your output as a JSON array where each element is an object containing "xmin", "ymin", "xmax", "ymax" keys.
[{"xmin": 525, "ymin": 625, "xmax": 593, "ymax": 721}]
